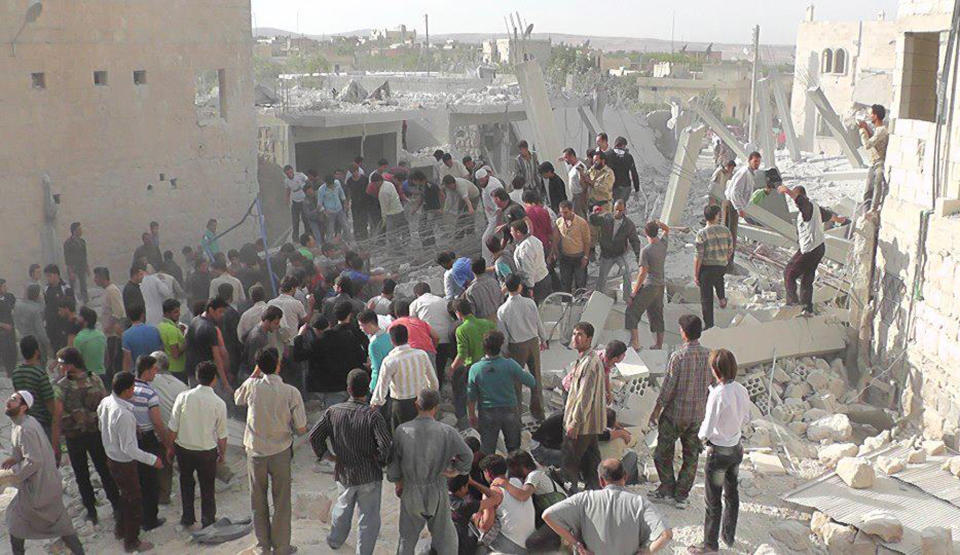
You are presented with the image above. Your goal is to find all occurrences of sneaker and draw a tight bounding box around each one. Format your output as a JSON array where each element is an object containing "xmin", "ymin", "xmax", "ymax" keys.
[
  {"xmin": 798, "ymin": 308, "xmax": 815, "ymax": 318},
  {"xmin": 721, "ymin": 536, "xmax": 736, "ymax": 548},
  {"xmin": 674, "ymin": 497, "xmax": 689, "ymax": 509},
  {"xmin": 687, "ymin": 544, "xmax": 719, "ymax": 554},
  {"xmin": 649, "ymin": 488, "xmax": 671, "ymax": 503},
  {"xmin": 142, "ymin": 517, "xmax": 166, "ymax": 532}
]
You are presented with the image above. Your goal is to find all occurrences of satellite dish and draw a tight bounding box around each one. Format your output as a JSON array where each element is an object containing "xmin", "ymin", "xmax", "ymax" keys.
[
  {"xmin": 524, "ymin": 23, "xmax": 534, "ymax": 37},
  {"xmin": 25, "ymin": 0, "xmax": 42, "ymax": 22}
]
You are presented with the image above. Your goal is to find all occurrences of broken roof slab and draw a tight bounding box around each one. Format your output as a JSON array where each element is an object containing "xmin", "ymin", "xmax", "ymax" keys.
[
  {"xmin": 278, "ymin": 109, "xmax": 420, "ymax": 128},
  {"xmin": 700, "ymin": 314, "xmax": 846, "ymax": 366}
]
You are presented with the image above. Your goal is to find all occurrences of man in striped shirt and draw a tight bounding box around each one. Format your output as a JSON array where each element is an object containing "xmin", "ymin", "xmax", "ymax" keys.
[
  {"xmin": 130, "ymin": 355, "xmax": 172, "ymax": 531},
  {"xmin": 310, "ymin": 369, "xmax": 392, "ymax": 554},
  {"xmin": 370, "ymin": 325, "xmax": 438, "ymax": 430},
  {"xmin": 694, "ymin": 205, "xmax": 733, "ymax": 330}
]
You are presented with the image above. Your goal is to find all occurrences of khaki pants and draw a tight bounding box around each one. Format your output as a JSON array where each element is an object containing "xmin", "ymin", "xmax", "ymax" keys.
[
  {"xmin": 248, "ymin": 449, "xmax": 294, "ymax": 554},
  {"xmin": 508, "ymin": 338, "xmax": 544, "ymax": 420}
]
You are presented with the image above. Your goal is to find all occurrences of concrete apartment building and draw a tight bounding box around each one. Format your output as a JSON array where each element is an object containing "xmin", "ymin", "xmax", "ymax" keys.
[{"xmin": 0, "ymin": 0, "xmax": 257, "ymax": 293}]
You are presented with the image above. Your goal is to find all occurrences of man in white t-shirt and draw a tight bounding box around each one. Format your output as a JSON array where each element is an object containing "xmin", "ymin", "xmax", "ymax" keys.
[
  {"xmin": 474, "ymin": 454, "xmax": 535, "ymax": 553},
  {"xmin": 441, "ymin": 175, "xmax": 479, "ymax": 239},
  {"xmin": 562, "ymin": 147, "xmax": 588, "ymax": 216},
  {"xmin": 283, "ymin": 165, "xmax": 310, "ymax": 240},
  {"xmin": 409, "ymin": 282, "xmax": 456, "ymax": 382},
  {"xmin": 476, "ymin": 168, "xmax": 505, "ymax": 263}
]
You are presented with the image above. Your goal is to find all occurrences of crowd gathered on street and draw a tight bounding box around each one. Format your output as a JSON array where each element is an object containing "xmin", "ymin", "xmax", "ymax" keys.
[{"xmin": 0, "ymin": 126, "xmax": 857, "ymax": 554}]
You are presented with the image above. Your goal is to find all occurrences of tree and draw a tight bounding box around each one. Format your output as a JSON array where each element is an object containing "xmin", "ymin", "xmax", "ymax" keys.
[{"xmin": 288, "ymin": 52, "xmax": 330, "ymax": 75}]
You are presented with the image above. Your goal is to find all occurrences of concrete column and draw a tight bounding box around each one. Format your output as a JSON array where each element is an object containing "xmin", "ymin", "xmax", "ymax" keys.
[
  {"xmin": 848, "ymin": 211, "xmax": 879, "ymax": 371},
  {"xmin": 660, "ymin": 125, "xmax": 707, "ymax": 226},
  {"xmin": 515, "ymin": 60, "xmax": 567, "ymax": 194},
  {"xmin": 771, "ymin": 76, "xmax": 802, "ymax": 162},
  {"xmin": 756, "ymin": 78, "xmax": 777, "ymax": 168},
  {"xmin": 689, "ymin": 97, "xmax": 748, "ymax": 162},
  {"xmin": 806, "ymin": 86, "xmax": 866, "ymax": 168}
]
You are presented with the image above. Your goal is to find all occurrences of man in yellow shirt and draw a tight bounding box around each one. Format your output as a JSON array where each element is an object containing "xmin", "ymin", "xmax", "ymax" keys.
[{"xmin": 555, "ymin": 202, "xmax": 592, "ymax": 293}]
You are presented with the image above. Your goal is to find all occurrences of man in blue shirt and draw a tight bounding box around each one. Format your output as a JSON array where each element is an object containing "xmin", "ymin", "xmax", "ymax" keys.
[
  {"xmin": 318, "ymin": 175, "xmax": 350, "ymax": 242},
  {"xmin": 467, "ymin": 330, "xmax": 536, "ymax": 455},
  {"xmin": 121, "ymin": 304, "xmax": 164, "ymax": 371}
]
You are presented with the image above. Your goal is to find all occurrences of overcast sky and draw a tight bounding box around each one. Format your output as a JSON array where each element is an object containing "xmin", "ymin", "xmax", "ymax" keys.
[{"xmin": 251, "ymin": 0, "xmax": 898, "ymax": 44}]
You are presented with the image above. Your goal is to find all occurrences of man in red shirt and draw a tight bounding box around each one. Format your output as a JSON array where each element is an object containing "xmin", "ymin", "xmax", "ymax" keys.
[{"xmin": 387, "ymin": 299, "xmax": 438, "ymax": 358}]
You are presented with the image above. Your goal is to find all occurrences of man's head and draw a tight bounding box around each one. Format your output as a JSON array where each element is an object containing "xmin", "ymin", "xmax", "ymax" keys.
[
  {"xmin": 485, "ymin": 234, "xmax": 504, "ymax": 257},
  {"xmin": 454, "ymin": 298, "xmax": 473, "ymax": 320},
  {"xmin": 79, "ymin": 306, "xmax": 97, "ymax": 330},
  {"xmin": 479, "ymin": 454, "xmax": 508, "ymax": 482},
  {"xmin": 492, "ymin": 188, "xmax": 511, "ymax": 209},
  {"xmin": 562, "ymin": 147, "xmax": 577, "ymax": 165},
  {"xmin": 870, "ymin": 104, "xmax": 886, "ymax": 125},
  {"xmin": 25, "ymin": 284, "xmax": 40, "ymax": 302},
  {"xmin": 704, "ymin": 204, "xmax": 722, "ymax": 224},
  {"xmin": 347, "ymin": 368, "xmax": 370, "ymax": 399},
  {"xmin": 261, "ymin": 306, "xmax": 283, "ymax": 332},
  {"xmin": 127, "ymin": 303, "xmax": 145, "ymax": 324},
  {"xmin": 644, "ymin": 221, "xmax": 660, "ymax": 241},
  {"xmin": 470, "ymin": 257, "xmax": 486, "ymax": 278},
  {"xmin": 559, "ymin": 201, "xmax": 575, "ymax": 223},
  {"xmin": 129, "ymin": 263, "xmax": 146, "ymax": 284},
  {"xmin": 389, "ymin": 324, "xmax": 409, "ymax": 347},
  {"xmin": 504, "ymin": 273, "xmax": 523, "ymax": 294},
  {"xmin": 5, "ymin": 391, "xmax": 31, "ymax": 419},
  {"xmin": 463, "ymin": 156, "xmax": 475, "ymax": 170},
  {"xmin": 150, "ymin": 350, "xmax": 170, "ymax": 372},
  {"xmin": 205, "ymin": 297, "xmax": 229, "ymax": 322},
  {"xmin": 482, "ymin": 330, "xmax": 505, "ymax": 357},
  {"xmin": 436, "ymin": 251, "xmax": 456, "ymax": 270},
  {"xmin": 448, "ymin": 474, "xmax": 470, "ymax": 497},
  {"xmin": 506, "ymin": 450, "xmax": 537, "ymax": 478},
  {"xmin": 509, "ymin": 220, "xmax": 528, "ymax": 242},
  {"xmin": 604, "ymin": 340, "xmax": 628, "ymax": 365},
  {"xmin": 678, "ymin": 314, "xmax": 703, "ymax": 343},
  {"xmin": 475, "ymin": 168, "xmax": 489, "ymax": 187},
  {"xmin": 765, "ymin": 167, "xmax": 782, "ymax": 190},
  {"xmin": 29, "ymin": 263, "xmax": 41, "ymax": 281},
  {"xmin": 162, "ymin": 298, "xmax": 181, "ymax": 322},
  {"xmin": 206, "ymin": 218, "xmax": 218, "ymax": 233},
  {"xmin": 91, "ymin": 267, "xmax": 109, "ymax": 288},
  {"xmin": 283, "ymin": 165, "xmax": 295, "ymax": 179},
  {"xmin": 57, "ymin": 297, "xmax": 76, "ymax": 319},
  {"xmin": 613, "ymin": 199, "xmax": 626, "ymax": 219},
  {"xmin": 300, "ymin": 233, "xmax": 316, "ymax": 249},
  {"xmin": 334, "ymin": 301, "xmax": 353, "ymax": 323},
  {"xmin": 598, "ymin": 458, "xmax": 626, "ymax": 487},
  {"xmin": 136, "ymin": 354, "xmax": 159, "ymax": 382},
  {"xmin": 521, "ymin": 189, "xmax": 541, "ymax": 206},
  {"xmin": 441, "ymin": 175, "xmax": 457, "ymax": 190},
  {"xmin": 710, "ymin": 348, "xmax": 738, "ymax": 383},
  {"xmin": 393, "ymin": 298, "xmax": 412, "ymax": 318},
  {"xmin": 57, "ymin": 347, "xmax": 85, "ymax": 377},
  {"xmin": 44, "ymin": 264, "xmax": 61, "ymax": 285},
  {"xmin": 592, "ymin": 150, "xmax": 607, "ymax": 170},
  {"xmin": 217, "ymin": 282, "xmax": 234, "ymax": 305},
  {"xmin": 410, "ymin": 170, "xmax": 427, "ymax": 186},
  {"xmin": 381, "ymin": 279, "xmax": 397, "ymax": 297},
  {"xmin": 377, "ymin": 158, "xmax": 389, "ymax": 171},
  {"xmin": 595, "ymin": 132, "xmax": 609, "ymax": 150},
  {"xmin": 572, "ymin": 322, "xmax": 594, "ymax": 352},
  {"xmin": 280, "ymin": 275, "xmax": 298, "ymax": 294},
  {"xmin": 249, "ymin": 285, "xmax": 265, "ymax": 304},
  {"xmin": 724, "ymin": 160, "xmax": 736, "ymax": 174},
  {"xmin": 357, "ymin": 309, "xmax": 380, "ymax": 336},
  {"xmin": 141, "ymin": 232, "xmax": 153, "ymax": 247},
  {"xmin": 747, "ymin": 151, "xmax": 761, "ymax": 170},
  {"xmin": 517, "ymin": 140, "xmax": 530, "ymax": 156},
  {"xmin": 112, "ymin": 371, "xmax": 137, "ymax": 399},
  {"xmin": 351, "ymin": 156, "xmax": 363, "ymax": 171},
  {"xmin": 196, "ymin": 361, "xmax": 218, "ymax": 387},
  {"xmin": 70, "ymin": 221, "xmax": 82, "ymax": 237},
  {"xmin": 538, "ymin": 161, "xmax": 555, "ymax": 179},
  {"xmin": 19, "ymin": 335, "xmax": 40, "ymax": 362},
  {"xmin": 256, "ymin": 347, "xmax": 280, "ymax": 375},
  {"xmin": 614, "ymin": 136, "xmax": 628, "ymax": 149},
  {"xmin": 413, "ymin": 282, "xmax": 430, "ymax": 298},
  {"xmin": 414, "ymin": 388, "xmax": 440, "ymax": 416},
  {"xmin": 441, "ymin": 152, "xmax": 453, "ymax": 167},
  {"xmin": 150, "ymin": 221, "xmax": 159, "ymax": 234}
]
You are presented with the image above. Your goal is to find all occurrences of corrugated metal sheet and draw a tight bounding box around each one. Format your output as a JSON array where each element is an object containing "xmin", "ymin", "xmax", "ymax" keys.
[{"xmin": 783, "ymin": 444, "xmax": 960, "ymax": 555}]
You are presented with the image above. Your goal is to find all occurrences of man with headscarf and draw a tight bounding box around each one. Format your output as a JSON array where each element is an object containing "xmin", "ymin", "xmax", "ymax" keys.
[{"xmin": 2, "ymin": 391, "xmax": 85, "ymax": 555}]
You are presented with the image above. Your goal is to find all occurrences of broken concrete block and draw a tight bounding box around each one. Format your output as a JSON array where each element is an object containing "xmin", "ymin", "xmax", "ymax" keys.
[
  {"xmin": 752, "ymin": 544, "xmax": 779, "ymax": 555},
  {"xmin": 769, "ymin": 521, "xmax": 812, "ymax": 552},
  {"xmin": 921, "ymin": 527, "xmax": 953, "ymax": 555},
  {"xmin": 750, "ymin": 422, "xmax": 773, "ymax": 448},
  {"xmin": 818, "ymin": 443, "xmax": 858, "ymax": 468},
  {"xmin": 857, "ymin": 510, "xmax": 903, "ymax": 542},
  {"xmin": 660, "ymin": 125, "xmax": 707, "ymax": 226},
  {"xmin": 807, "ymin": 414, "xmax": 853, "ymax": 442},
  {"xmin": 615, "ymin": 388, "xmax": 658, "ymax": 430},
  {"xmin": 772, "ymin": 366, "xmax": 792, "ymax": 384},
  {"xmin": 836, "ymin": 457, "xmax": 875, "ymax": 489},
  {"xmin": 749, "ymin": 452, "xmax": 787, "ymax": 475},
  {"xmin": 810, "ymin": 511, "xmax": 831, "ymax": 536},
  {"xmin": 579, "ymin": 291, "xmax": 614, "ymax": 343},
  {"xmin": 821, "ymin": 522, "xmax": 857, "ymax": 553},
  {"xmin": 858, "ymin": 431, "xmax": 891, "ymax": 455},
  {"xmin": 806, "ymin": 370, "xmax": 831, "ymax": 393},
  {"xmin": 875, "ymin": 455, "xmax": 906, "ymax": 475},
  {"xmin": 788, "ymin": 421, "xmax": 808, "ymax": 436},
  {"xmin": 785, "ymin": 382, "xmax": 812, "ymax": 399},
  {"xmin": 293, "ymin": 492, "xmax": 332, "ymax": 522},
  {"xmin": 700, "ymin": 315, "xmax": 847, "ymax": 367},
  {"xmin": 942, "ymin": 456, "xmax": 960, "ymax": 477},
  {"xmin": 802, "ymin": 408, "xmax": 829, "ymax": 422},
  {"xmin": 843, "ymin": 403, "xmax": 895, "ymax": 431},
  {"xmin": 906, "ymin": 449, "xmax": 927, "ymax": 464},
  {"xmin": 827, "ymin": 377, "xmax": 847, "ymax": 399},
  {"xmin": 851, "ymin": 530, "xmax": 881, "ymax": 554},
  {"xmin": 808, "ymin": 393, "xmax": 842, "ymax": 413},
  {"xmin": 923, "ymin": 439, "xmax": 947, "ymax": 456}
]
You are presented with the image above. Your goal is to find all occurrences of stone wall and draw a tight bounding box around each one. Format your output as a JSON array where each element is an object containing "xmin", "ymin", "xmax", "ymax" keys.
[{"xmin": 0, "ymin": 0, "xmax": 257, "ymax": 293}]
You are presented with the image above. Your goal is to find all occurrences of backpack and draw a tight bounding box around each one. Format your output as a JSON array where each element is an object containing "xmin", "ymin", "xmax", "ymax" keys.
[{"xmin": 532, "ymin": 470, "xmax": 567, "ymax": 526}]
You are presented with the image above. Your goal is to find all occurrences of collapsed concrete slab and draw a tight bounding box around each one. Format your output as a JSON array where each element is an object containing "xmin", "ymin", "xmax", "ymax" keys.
[
  {"xmin": 755, "ymin": 78, "xmax": 778, "ymax": 168},
  {"xmin": 617, "ymin": 348, "xmax": 669, "ymax": 378},
  {"xmin": 661, "ymin": 125, "xmax": 707, "ymax": 226},
  {"xmin": 580, "ymin": 291, "xmax": 615, "ymax": 343},
  {"xmin": 689, "ymin": 96, "xmax": 748, "ymax": 162},
  {"xmin": 515, "ymin": 60, "xmax": 568, "ymax": 194},
  {"xmin": 742, "ymin": 203, "xmax": 852, "ymax": 263},
  {"xmin": 771, "ymin": 74, "xmax": 801, "ymax": 162},
  {"xmin": 699, "ymin": 315, "xmax": 846, "ymax": 367},
  {"xmin": 805, "ymin": 86, "xmax": 866, "ymax": 168}
]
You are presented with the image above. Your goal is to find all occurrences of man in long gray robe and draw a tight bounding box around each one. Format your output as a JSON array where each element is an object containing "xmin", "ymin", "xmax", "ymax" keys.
[
  {"xmin": 2, "ymin": 391, "xmax": 84, "ymax": 555},
  {"xmin": 387, "ymin": 388, "xmax": 473, "ymax": 555}
]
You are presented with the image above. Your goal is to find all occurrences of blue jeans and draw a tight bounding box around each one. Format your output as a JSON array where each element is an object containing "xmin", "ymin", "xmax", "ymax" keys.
[
  {"xmin": 479, "ymin": 406, "xmax": 522, "ymax": 455},
  {"xmin": 328, "ymin": 480, "xmax": 382, "ymax": 555}
]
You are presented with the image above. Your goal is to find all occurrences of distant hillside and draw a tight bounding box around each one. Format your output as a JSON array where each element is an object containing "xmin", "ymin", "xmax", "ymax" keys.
[{"xmin": 253, "ymin": 27, "xmax": 794, "ymax": 62}]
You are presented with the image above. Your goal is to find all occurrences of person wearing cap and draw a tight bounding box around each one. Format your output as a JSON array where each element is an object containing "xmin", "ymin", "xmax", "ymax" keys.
[{"xmin": 3, "ymin": 391, "xmax": 85, "ymax": 555}]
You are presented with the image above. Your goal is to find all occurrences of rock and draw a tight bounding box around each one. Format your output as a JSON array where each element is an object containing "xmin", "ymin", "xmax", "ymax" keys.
[
  {"xmin": 836, "ymin": 457, "xmax": 875, "ymax": 488},
  {"xmin": 921, "ymin": 527, "xmax": 953, "ymax": 555},
  {"xmin": 941, "ymin": 456, "xmax": 960, "ymax": 476},
  {"xmin": 750, "ymin": 421, "xmax": 773, "ymax": 447},
  {"xmin": 772, "ymin": 366, "xmax": 791, "ymax": 384},
  {"xmin": 753, "ymin": 544, "xmax": 780, "ymax": 555},
  {"xmin": 785, "ymin": 382, "xmax": 812, "ymax": 399},
  {"xmin": 906, "ymin": 449, "xmax": 927, "ymax": 464},
  {"xmin": 923, "ymin": 439, "xmax": 947, "ymax": 456},
  {"xmin": 807, "ymin": 414, "xmax": 853, "ymax": 442},
  {"xmin": 821, "ymin": 522, "xmax": 857, "ymax": 553},
  {"xmin": 769, "ymin": 521, "xmax": 811, "ymax": 552},
  {"xmin": 875, "ymin": 455, "xmax": 905, "ymax": 475},
  {"xmin": 810, "ymin": 511, "xmax": 831, "ymax": 536},
  {"xmin": 788, "ymin": 422, "xmax": 808, "ymax": 436},
  {"xmin": 859, "ymin": 430, "xmax": 891, "ymax": 455},
  {"xmin": 815, "ymin": 358, "xmax": 831, "ymax": 372},
  {"xmin": 827, "ymin": 377, "xmax": 847, "ymax": 398},
  {"xmin": 809, "ymin": 393, "xmax": 842, "ymax": 413},
  {"xmin": 750, "ymin": 452, "xmax": 787, "ymax": 475},
  {"xmin": 858, "ymin": 510, "xmax": 903, "ymax": 542},
  {"xmin": 851, "ymin": 530, "xmax": 881, "ymax": 554},
  {"xmin": 819, "ymin": 443, "xmax": 859, "ymax": 468},
  {"xmin": 806, "ymin": 370, "xmax": 831, "ymax": 393},
  {"xmin": 293, "ymin": 492, "xmax": 332, "ymax": 522},
  {"xmin": 771, "ymin": 406, "xmax": 792, "ymax": 424},
  {"xmin": 802, "ymin": 408, "xmax": 829, "ymax": 422}
]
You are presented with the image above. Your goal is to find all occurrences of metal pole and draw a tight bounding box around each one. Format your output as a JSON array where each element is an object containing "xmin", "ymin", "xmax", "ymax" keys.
[
  {"xmin": 424, "ymin": 14, "xmax": 430, "ymax": 75},
  {"xmin": 748, "ymin": 25, "xmax": 760, "ymax": 142}
]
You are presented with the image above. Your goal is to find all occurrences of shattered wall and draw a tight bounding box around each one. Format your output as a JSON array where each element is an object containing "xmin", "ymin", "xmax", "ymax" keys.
[{"xmin": 0, "ymin": 0, "xmax": 258, "ymax": 292}]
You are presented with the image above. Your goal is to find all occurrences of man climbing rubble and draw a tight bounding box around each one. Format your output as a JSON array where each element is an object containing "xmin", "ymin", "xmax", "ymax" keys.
[{"xmin": 778, "ymin": 184, "xmax": 830, "ymax": 317}]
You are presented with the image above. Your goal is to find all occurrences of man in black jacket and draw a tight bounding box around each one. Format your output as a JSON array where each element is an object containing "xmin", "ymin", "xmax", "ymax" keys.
[
  {"xmin": 43, "ymin": 265, "xmax": 75, "ymax": 352},
  {"xmin": 296, "ymin": 302, "xmax": 367, "ymax": 409},
  {"xmin": 610, "ymin": 136, "xmax": 640, "ymax": 204},
  {"xmin": 589, "ymin": 200, "xmax": 643, "ymax": 302}
]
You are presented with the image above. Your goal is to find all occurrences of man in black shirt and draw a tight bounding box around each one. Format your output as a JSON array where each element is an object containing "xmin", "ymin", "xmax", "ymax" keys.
[
  {"xmin": 410, "ymin": 171, "xmax": 442, "ymax": 247},
  {"xmin": 43, "ymin": 264, "xmax": 75, "ymax": 353},
  {"xmin": 133, "ymin": 232, "xmax": 163, "ymax": 272},
  {"xmin": 184, "ymin": 298, "xmax": 229, "ymax": 390},
  {"xmin": 123, "ymin": 264, "xmax": 146, "ymax": 322},
  {"xmin": 185, "ymin": 258, "xmax": 212, "ymax": 313},
  {"xmin": 215, "ymin": 283, "xmax": 241, "ymax": 383},
  {"xmin": 346, "ymin": 157, "xmax": 375, "ymax": 240},
  {"xmin": 305, "ymin": 302, "xmax": 367, "ymax": 408},
  {"xmin": 492, "ymin": 188, "xmax": 526, "ymax": 245},
  {"xmin": 63, "ymin": 222, "xmax": 90, "ymax": 302},
  {"xmin": 538, "ymin": 162, "xmax": 569, "ymax": 214},
  {"xmin": 0, "ymin": 279, "xmax": 16, "ymax": 375},
  {"xmin": 611, "ymin": 136, "xmax": 640, "ymax": 204}
]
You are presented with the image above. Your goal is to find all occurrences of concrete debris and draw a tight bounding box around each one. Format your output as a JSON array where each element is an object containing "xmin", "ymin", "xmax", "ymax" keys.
[
  {"xmin": 700, "ymin": 315, "xmax": 847, "ymax": 367},
  {"xmin": 807, "ymin": 414, "xmax": 853, "ymax": 442},
  {"xmin": 836, "ymin": 457, "xmax": 875, "ymax": 489},
  {"xmin": 749, "ymin": 452, "xmax": 788, "ymax": 476},
  {"xmin": 920, "ymin": 527, "xmax": 953, "ymax": 555},
  {"xmin": 366, "ymin": 80, "xmax": 391, "ymax": 100},
  {"xmin": 820, "ymin": 522, "xmax": 858, "ymax": 553},
  {"xmin": 338, "ymin": 79, "xmax": 369, "ymax": 103},
  {"xmin": 810, "ymin": 511, "xmax": 831, "ymax": 537},
  {"xmin": 293, "ymin": 492, "xmax": 332, "ymax": 522},
  {"xmin": 941, "ymin": 456, "xmax": 960, "ymax": 477},
  {"xmin": 857, "ymin": 510, "xmax": 903, "ymax": 543},
  {"xmin": 923, "ymin": 439, "xmax": 947, "ymax": 456},
  {"xmin": 818, "ymin": 443, "xmax": 859, "ymax": 468},
  {"xmin": 858, "ymin": 430, "xmax": 891, "ymax": 456},
  {"xmin": 768, "ymin": 521, "xmax": 812, "ymax": 552},
  {"xmin": 906, "ymin": 449, "xmax": 927, "ymax": 464},
  {"xmin": 851, "ymin": 530, "xmax": 881, "ymax": 553},
  {"xmin": 752, "ymin": 544, "xmax": 779, "ymax": 555},
  {"xmin": 874, "ymin": 455, "xmax": 905, "ymax": 475}
]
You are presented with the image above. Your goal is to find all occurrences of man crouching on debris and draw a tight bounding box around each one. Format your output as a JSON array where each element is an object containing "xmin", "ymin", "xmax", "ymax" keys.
[
  {"xmin": 778, "ymin": 184, "xmax": 828, "ymax": 317},
  {"xmin": 648, "ymin": 314, "xmax": 711, "ymax": 510}
]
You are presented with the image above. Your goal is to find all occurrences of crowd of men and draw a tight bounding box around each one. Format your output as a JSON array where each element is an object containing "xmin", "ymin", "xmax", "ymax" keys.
[{"xmin": 0, "ymin": 120, "xmax": 875, "ymax": 553}]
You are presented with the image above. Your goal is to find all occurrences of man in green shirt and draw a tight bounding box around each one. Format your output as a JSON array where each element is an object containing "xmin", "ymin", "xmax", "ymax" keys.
[
  {"xmin": 467, "ymin": 330, "xmax": 536, "ymax": 454},
  {"xmin": 450, "ymin": 298, "xmax": 496, "ymax": 430},
  {"xmin": 11, "ymin": 335, "xmax": 61, "ymax": 459},
  {"xmin": 156, "ymin": 299, "xmax": 186, "ymax": 382},
  {"xmin": 73, "ymin": 307, "xmax": 107, "ymax": 386}
]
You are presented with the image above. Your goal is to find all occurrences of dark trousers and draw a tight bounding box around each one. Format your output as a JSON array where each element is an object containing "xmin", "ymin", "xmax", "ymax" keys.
[
  {"xmin": 434, "ymin": 342, "xmax": 456, "ymax": 390},
  {"xmin": 525, "ymin": 525, "xmax": 562, "ymax": 552},
  {"xmin": 653, "ymin": 415, "xmax": 702, "ymax": 501},
  {"xmin": 561, "ymin": 433, "xmax": 600, "ymax": 491},
  {"xmin": 11, "ymin": 534, "xmax": 84, "ymax": 555},
  {"xmin": 698, "ymin": 265, "xmax": 727, "ymax": 330},
  {"xmin": 784, "ymin": 243, "xmax": 825, "ymax": 312},
  {"xmin": 290, "ymin": 201, "xmax": 309, "ymax": 240},
  {"xmin": 391, "ymin": 397, "xmax": 419, "ymax": 431},
  {"xmin": 703, "ymin": 443, "xmax": 744, "ymax": 549},
  {"xmin": 175, "ymin": 445, "xmax": 218, "ymax": 527},
  {"xmin": 0, "ymin": 329, "xmax": 16, "ymax": 376},
  {"xmin": 65, "ymin": 432, "xmax": 120, "ymax": 515},
  {"xmin": 557, "ymin": 253, "xmax": 587, "ymax": 293},
  {"xmin": 721, "ymin": 200, "xmax": 738, "ymax": 273},
  {"xmin": 508, "ymin": 338, "xmax": 544, "ymax": 420},
  {"xmin": 106, "ymin": 336, "xmax": 123, "ymax": 380},
  {"xmin": 478, "ymin": 406, "xmax": 521, "ymax": 455},
  {"xmin": 106, "ymin": 458, "xmax": 143, "ymax": 551},
  {"xmin": 351, "ymin": 203, "xmax": 369, "ymax": 240},
  {"xmin": 68, "ymin": 269, "xmax": 89, "ymax": 303},
  {"xmin": 532, "ymin": 276, "xmax": 552, "ymax": 306},
  {"xmin": 452, "ymin": 364, "xmax": 469, "ymax": 419},
  {"xmin": 137, "ymin": 431, "xmax": 163, "ymax": 527}
]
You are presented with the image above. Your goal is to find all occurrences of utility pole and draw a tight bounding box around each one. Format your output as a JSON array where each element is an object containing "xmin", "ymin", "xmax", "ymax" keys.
[
  {"xmin": 424, "ymin": 14, "xmax": 430, "ymax": 75},
  {"xmin": 748, "ymin": 24, "xmax": 760, "ymax": 143},
  {"xmin": 670, "ymin": 11, "xmax": 676, "ymax": 53}
]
